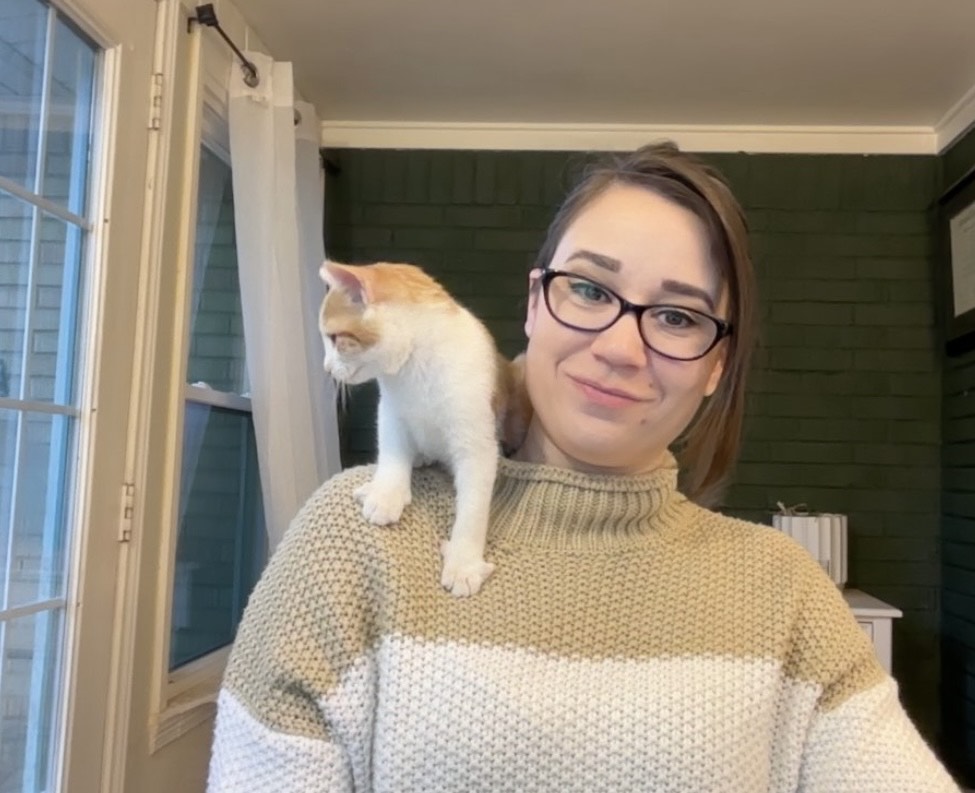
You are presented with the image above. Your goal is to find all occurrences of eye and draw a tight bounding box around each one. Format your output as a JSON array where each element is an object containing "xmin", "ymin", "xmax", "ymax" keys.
[
  {"xmin": 567, "ymin": 277, "xmax": 613, "ymax": 304},
  {"xmin": 649, "ymin": 307, "xmax": 700, "ymax": 330},
  {"xmin": 327, "ymin": 331, "xmax": 358, "ymax": 347}
]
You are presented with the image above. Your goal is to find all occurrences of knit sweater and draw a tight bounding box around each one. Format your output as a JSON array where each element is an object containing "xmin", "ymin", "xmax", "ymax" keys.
[{"xmin": 208, "ymin": 456, "xmax": 959, "ymax": 792}]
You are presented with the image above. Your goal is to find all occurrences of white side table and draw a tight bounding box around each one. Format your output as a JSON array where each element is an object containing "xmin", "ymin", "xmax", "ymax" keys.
[{"xmin": 842, "ymin": 589, "xmax": 902, "ymax": 674}]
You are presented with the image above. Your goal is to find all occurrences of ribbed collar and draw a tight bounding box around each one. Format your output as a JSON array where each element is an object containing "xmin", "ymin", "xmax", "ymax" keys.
[{"xmin": 488, "ymin": 453, "xmax": 688, "ymax": 551}]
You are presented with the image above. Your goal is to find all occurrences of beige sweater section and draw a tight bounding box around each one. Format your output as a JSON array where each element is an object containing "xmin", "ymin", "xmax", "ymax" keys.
[{"xmin": 208, "ymin": 455, "xmax": 960, "ymax": 792}]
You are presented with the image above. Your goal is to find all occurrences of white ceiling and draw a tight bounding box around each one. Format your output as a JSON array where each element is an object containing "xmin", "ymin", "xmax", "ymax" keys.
[{"xmin": 230, "ymin": 0, "xmax": 975, "ymax": 152}]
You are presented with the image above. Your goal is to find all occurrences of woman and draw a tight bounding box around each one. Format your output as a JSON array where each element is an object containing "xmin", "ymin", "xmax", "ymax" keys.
[{"xmin": 208, "ymin": 143, "xmax": 959, "ymax": 792}]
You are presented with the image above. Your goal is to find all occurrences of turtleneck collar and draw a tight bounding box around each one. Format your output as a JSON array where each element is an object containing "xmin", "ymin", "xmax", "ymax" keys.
[{"xmin": 488, "ymin": 452, "xmax": 689, "ymax": 551}]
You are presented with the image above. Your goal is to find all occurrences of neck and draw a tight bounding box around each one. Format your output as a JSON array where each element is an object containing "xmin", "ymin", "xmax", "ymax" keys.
[
  {"xmin": 512, "ymin": 421, "xmax": 669, "ymax": 477},
  {"xmin": 489, "ymin": 454, "xmax": 688, "ymax": 551}
]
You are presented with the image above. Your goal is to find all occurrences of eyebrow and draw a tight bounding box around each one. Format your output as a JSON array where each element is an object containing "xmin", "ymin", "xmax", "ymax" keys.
[
  {"xmin": 660, "ymin": 279, "xmax": 717, "ymax": 312},
  {"xmin": 565, "ymin": 249, "xmax": 621, "ymax": 273},
  {"xmin": 565, "ymin": 249, "xmax": 718, "ymax": 312}
]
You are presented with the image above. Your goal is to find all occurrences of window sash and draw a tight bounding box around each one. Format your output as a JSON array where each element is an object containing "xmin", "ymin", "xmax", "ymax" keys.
[{"xmin": 0, "ymin": 2, "xmax": 99, "ymax": 788}]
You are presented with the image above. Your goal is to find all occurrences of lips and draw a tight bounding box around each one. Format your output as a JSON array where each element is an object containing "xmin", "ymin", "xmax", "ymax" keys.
[{"xmin": 569, "ymin": 375, "xmax": 649, "ymax": 408}]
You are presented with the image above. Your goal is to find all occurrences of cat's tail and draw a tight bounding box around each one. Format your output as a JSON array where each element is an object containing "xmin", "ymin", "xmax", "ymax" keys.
[{"xmin": 494, "ymin": 352, "xmax": 532, "ymax": 455}]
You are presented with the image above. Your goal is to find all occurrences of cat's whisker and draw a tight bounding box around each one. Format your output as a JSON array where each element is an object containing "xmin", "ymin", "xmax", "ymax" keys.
[{"xmin": 328, "ymin": 377, "xmax": 351, "ymax": 415}]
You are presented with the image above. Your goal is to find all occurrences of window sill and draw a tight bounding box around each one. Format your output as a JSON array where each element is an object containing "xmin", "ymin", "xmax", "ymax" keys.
[
  {"xmin": 151, "ymin": 688, "xmax": 217, "ymax": 751},
  {"xmin": 150, "ymin": 648, "xmax": 230, "ymax": 752}
]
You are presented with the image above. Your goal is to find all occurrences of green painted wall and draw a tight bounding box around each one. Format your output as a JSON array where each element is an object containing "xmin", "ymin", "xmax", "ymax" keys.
[
  {"xmin": 940, "ymin": 124, "xmax": 975, "ymax": 785},
  {"xmin": 323, "ymin": 147, "xmax": 944, "ymax": 751}
]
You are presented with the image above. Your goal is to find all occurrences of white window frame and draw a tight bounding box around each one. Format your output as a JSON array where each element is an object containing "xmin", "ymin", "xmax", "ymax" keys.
[
  {"xmin": 0, "ymin": 0, "xmax": 165, "ymax": 790},
  {"xmin": 146, "ymin": 22, "xmax": 261, "ymax": 750},
  {"xmin": 0, "ymin": 3, "xmax": 119, "ymax": 790},
  {"xmin": 165, "ymin": 120, "xmax": 254, "ymax": 693}
]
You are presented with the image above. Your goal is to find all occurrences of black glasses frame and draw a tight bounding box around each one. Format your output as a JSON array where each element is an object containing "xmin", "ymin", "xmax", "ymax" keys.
[{"xmin": 539, "ymin": 269, "xmax": 733, "ymax": 362}]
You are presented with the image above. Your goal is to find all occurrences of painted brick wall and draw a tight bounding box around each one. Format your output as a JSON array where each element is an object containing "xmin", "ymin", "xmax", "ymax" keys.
[
  {"xmin": 323, "ymin": 147, "xmax": 943, "ymax": 746},
  {"xmin": 940, "ymin": 125, "xmax": 975, "ymax": 785}
]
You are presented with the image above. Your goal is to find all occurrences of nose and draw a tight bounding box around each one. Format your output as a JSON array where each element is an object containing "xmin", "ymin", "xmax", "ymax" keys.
[{"xmin": 589, "ymin": 311, "xmax": 647, "ymax": 368}]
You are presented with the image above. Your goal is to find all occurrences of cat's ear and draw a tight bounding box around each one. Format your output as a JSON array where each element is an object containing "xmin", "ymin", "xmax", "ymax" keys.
[{"xmin": 320, "ymin": 261, "xmax": 370, "ymax": 304}]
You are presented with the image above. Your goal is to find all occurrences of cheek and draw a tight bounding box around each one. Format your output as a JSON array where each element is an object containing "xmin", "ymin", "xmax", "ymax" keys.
[
  {"xmin": 323, "ymin": 337, "xmax": 363, "ymax": 377},
  {"xmin": 657, "ymin": 356, "xmax": 720, "ymax": 403}
]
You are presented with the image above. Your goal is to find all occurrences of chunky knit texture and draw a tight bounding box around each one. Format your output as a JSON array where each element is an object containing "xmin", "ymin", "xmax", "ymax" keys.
[{"xmin": 208, "ymin": 456, "xmax": 959, "ymax": 792}]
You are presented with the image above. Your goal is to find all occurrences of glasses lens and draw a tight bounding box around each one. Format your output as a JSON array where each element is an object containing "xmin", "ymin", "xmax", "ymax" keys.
[
  {"xmin": 640, "ymin": 306, "xmax": 719, "ymax": 360},
  {"xmin": 545, "ymin": 273, "xmax": 621, "ymax": 330},
  {"xmin": 544, "ymin": 273, "xmax": 722, "ymax": 361}
]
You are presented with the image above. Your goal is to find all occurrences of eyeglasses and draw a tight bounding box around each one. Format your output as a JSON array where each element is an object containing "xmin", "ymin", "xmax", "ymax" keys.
[{"xmin": 539, "ymin": 269, "xmax": 732, "ymax": 361}]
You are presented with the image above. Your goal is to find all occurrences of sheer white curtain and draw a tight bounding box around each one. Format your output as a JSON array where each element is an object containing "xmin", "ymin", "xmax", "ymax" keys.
[{"xmin": 228, "ymin": 53, "xmax": 342, "ymax": 552}]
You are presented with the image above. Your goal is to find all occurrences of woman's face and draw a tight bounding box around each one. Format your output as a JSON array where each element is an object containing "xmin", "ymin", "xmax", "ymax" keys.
[{"xmin": 518, "ymin": 183, "xmax": 728, "ymax": 475}]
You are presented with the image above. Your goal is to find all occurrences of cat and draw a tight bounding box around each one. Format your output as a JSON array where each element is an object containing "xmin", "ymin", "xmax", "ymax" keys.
[{"xmin": 318, "ymin": 260, "xmax": 530, "ymax": 596}]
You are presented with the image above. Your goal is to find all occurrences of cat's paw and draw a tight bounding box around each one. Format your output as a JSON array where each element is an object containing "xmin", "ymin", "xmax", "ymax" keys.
[
  {"xmin": 440, "ymin": 540, "xmax": 495, "ymax": 597},
  {"xmin": 354, "ymin": 480, "xmax": 411, "ymax": 525}
]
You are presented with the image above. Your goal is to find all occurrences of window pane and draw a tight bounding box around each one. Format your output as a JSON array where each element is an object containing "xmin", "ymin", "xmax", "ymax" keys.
[
  {"xmin": 170, "ymin": 402, "xmax": 265, "ymax": 670},
  {"xmin": 0, "ymin": 195, "xmax": 84, "ymax": 405},
  {"xmin": 0, "ymin": 408, "xmax": 73, "ymax": 611},
  {"xmin": 0, "ymin": 0, "xmax": 47, "ymax": 193},
  {"xmin": 40, "ymin": 14, "xmax": 96, "ymax": 217},
  {"xmin": 0, "ymin": 191, "xmax": 31, "ymax": 401},
  {"xmin": 0, "ymin": 608, "xmax": 64, "ymax": 793},
  {"xmin": 187, "ymin": 147, "xmax": 247, "ymax": 395},
  {"xmin": 31, "ymin": 213, "xmax": 85, "ymax": 404},
  {"xmin": 0, "ymin": 411, "xmax": 18, "ymax": 587}
]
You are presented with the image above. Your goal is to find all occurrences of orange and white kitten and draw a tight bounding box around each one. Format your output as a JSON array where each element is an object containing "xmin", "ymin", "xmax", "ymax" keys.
[{"xmin": 319, "ymin": 260, "xmax": 528, "ymax": 596}]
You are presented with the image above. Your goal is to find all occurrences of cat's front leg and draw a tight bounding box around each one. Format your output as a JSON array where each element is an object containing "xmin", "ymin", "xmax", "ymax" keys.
[
  {"xmin": 440, "ymin": 447, "xmax": 497, "ymax": 596},
  {"xmin": 440, "ymin": 539, "xmax": 495, "ymax": 598},
  {"xmin": 355, "ymin": 400, "xmax": 414, "ymax": 525}
]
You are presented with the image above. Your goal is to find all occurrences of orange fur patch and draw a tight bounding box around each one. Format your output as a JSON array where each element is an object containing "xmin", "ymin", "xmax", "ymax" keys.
[
  {"xmin": 319, "ymin": 287, "xmax": 381, "ymax": 350},
  {"xmin": 494, "ymin": 352, "xmax": 533, "ymax": 453},
  {"xmin": 326, "ymin": 260, "xmax": 455, "ymax": 306}
]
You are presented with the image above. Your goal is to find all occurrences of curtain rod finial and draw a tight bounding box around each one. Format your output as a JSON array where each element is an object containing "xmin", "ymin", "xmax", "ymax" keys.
[
  {"xmin": 242, "ymin": 64, "xmax": 260, "ymax": 88},
  {"xmin": 195, "ymin": 4, "xmax": 218, "ymax": 26},
  {"xmin": 192, "ymin": 4, "xmax": 261, "ymax": 88}
]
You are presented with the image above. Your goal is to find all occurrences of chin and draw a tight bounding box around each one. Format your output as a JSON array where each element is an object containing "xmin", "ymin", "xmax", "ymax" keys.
[
  {"xmin": 326, "ymin": 360, "xmax": 369, "ymax": 385},
  {"xmin": 560, "ymin": 433, "xmax": 651, "ymax": 473}
]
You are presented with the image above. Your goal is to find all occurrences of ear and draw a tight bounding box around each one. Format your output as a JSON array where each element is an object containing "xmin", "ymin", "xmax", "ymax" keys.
[
  {"xmin": 524, "ymin": 269, "xmax": 543, "ymax": 338},
  {"xmin": 703, "ymin": 343, "xmax": 727, "ymax": 397},
  {"xmin": 320, "ymin": 260, "xmax": 370, "ymax": 304}
]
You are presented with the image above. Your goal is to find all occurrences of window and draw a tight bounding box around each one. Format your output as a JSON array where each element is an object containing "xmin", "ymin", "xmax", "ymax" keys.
[
  {"xmin": 0, "ymin": 1, "xmax": 97, "ymax": 790},
  {"xmin": 168, "ymin": 137, "xmax": 266, "ymax": 674}
]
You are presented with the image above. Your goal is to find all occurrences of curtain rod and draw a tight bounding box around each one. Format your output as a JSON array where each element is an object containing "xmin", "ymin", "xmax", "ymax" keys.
[{"xmin": 191, "ymin": 4, "xmax": 259, "ymax": 88}]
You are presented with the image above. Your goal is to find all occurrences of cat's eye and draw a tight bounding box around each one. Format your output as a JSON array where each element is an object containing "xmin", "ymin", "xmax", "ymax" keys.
[{"xmin": 328, "ymin": 331, "xmax": 357, "ymax": 345}]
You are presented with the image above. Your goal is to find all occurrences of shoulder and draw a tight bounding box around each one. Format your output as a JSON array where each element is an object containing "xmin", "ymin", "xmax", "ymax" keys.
[
  {"xmin": 679, "ymin": 503, "xmax": 853, "ymax": 619},
  {"xmin": 689, "ymin": 506, "xmax": 882, "ymax": 689},
  {"xmin": 682, "ymin": 501, "xmax": 817, "ymax": 573},
  {"xmin": 282, "ymin": 463, "xmax": 457, "ymax": 554},
  {"xmin": 230, "ymin": 463, "xmax": 458, "ymax": 663}
]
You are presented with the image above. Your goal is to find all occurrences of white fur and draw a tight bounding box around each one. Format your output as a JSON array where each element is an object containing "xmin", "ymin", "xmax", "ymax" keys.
[{"xmin": 325, "ymin": 300, "xmax": 499, "ymax": 596}]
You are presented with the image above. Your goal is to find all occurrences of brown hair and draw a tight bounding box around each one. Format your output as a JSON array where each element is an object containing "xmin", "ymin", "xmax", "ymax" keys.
[{"xmin": 534, "ymin": 141, "xmax": 757, "ymax": 507}]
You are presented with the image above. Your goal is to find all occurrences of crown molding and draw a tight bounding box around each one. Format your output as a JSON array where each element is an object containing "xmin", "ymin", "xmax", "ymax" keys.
[
  {"xmin": 319, "ymin": 121, "xmax": 939, "ymax": 155},
  {"xmin": 936, "ymin": 84, "xmax": 975, "ymax": 153}
]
